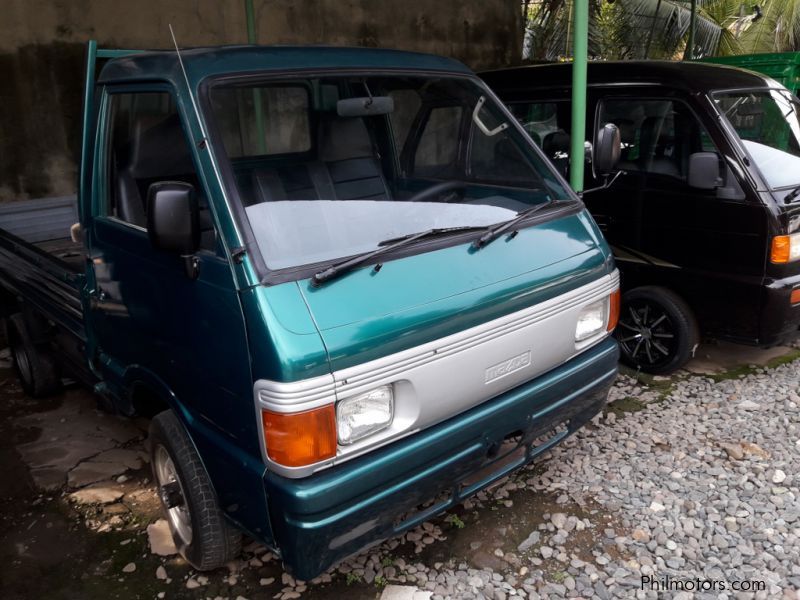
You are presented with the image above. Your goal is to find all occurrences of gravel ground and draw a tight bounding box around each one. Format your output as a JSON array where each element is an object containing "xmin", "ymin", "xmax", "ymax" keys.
[{"xmin": 3, "ymin": 346, "xmax": 800, "ymax": 600}]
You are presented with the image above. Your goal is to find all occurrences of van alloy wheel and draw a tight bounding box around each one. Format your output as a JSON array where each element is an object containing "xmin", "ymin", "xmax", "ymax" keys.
[
  {"xmin": 615, "ymin": 286, "xmax": 699, "ymax": 375},
  {"xmin": 153, "ymin": 445, "xmax": 193, "ymax": 545},
  {"xmin": 617, "ymin": 301, "xmax": 676, "ymax": 370}
]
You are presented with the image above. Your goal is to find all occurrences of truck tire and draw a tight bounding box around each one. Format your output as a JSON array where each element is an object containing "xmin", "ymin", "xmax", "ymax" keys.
[
  {"xmin": 149, "ymin": 410, "xmax": 241, "ymax": 570},
  {"xmin": 615, "ymin": 286, "xmax": 699, "ymax": 375},
  {"xmin": 6, "ymin": 315, "xmax": 61, "ymax": 398}
]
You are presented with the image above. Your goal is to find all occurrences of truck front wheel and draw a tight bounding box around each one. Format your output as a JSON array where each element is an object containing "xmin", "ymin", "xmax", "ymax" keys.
[
  {"xmin": 149, "ymin": 410, "xmax": 241, "ymax": 570},
  {"xmin": 6, "ymin": 314, "xmax": 61, "ymax": 398},
  {"xmin": 616, "ymin": 286, "xmax": 699, "ymax": 375}
]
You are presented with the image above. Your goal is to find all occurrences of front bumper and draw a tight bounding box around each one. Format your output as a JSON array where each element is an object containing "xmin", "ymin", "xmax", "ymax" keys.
[
  {"xmin": 265, "ymin": 336, "xmax": 618, "ymax": 580},
  {"xmin": 760, "ymin": 273, "xmax": 800, "ymax": 346}
]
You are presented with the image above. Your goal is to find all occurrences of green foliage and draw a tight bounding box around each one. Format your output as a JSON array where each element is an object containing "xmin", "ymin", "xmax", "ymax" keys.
[
  {"xmin": 737, "ymin": 0, "xmax": 800, "ymax": 53},
  {"xmin": 346, "ymin": 572, "xmax": 363, "ymax": 586},
  {"xmin": 520, "ymin": 0, "xmax": 799, "ymax": 60},
  {"xmin": 445, "ymin": 514, "xmax": 466, "ymax": 529},
  {"xmin": 375, "ymin": 575, "xmax": 388, "ymax": 587}
]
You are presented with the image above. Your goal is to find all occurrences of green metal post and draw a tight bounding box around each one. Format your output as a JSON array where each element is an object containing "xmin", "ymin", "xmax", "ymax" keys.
[
  {"xmin": 245, "ymin": 0, "xmax": 266, "ymax": 154},
  {"xmin": 79, "ymin": 39, "xmax": 98, "ymax": 219},
  {"xmin": 684, "ymin": 0, "xmax": 697, "ymax": 60},
  {"xmin": 245, "ymin": 0, "xmax": 257, "ymax": 43},
  {"xmin": 569, "ymin": 0, "xmax": 588, "ymax": 192}
]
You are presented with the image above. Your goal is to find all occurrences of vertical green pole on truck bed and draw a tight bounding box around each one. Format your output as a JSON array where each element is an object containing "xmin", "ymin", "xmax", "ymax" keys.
[
  {"xmin": 569, "ymin": 0, "xmax": 588, "ymax": 192},
  {"xmin": 79, "ymin": 40, "xmax": 98, "ymax": 220},
  {"xmin": 245, "ymin": 0, "xmax": 267, "ymax": 155}
]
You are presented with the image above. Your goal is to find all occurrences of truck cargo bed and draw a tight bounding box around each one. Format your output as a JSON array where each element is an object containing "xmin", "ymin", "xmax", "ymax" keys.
[{"xmin": 0, "ymin": 196, "xmax": 86, "ymax": 341}]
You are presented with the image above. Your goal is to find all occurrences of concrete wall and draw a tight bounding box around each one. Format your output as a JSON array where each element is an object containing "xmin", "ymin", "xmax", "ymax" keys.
[{"xmin": 0, "ymin": 0, "xmax": 521, "ymax": 201}]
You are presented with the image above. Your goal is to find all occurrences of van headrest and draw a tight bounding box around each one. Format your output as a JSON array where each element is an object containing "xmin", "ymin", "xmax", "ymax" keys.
[
  {"xmin": 319, "ymin": 116, "xmax": 374, "ymax": 162},
  {"xmin": 124, "ymin": 113, "xmax": 195, "ymax": 178}
]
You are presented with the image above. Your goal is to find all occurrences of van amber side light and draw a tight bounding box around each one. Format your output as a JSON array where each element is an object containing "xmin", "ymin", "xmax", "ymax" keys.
[
  {"xmin": 771, "ymin": 235, "xmax": 791, "ymax": 263},
  {"xmin": 607, "ymin": 288, "xmax": 621, "ymax": 332},
  {"xmin": 791, "ymin": 288, "xmax": 800, "ymax": 305},
  {"xmin": 262, "ymin": 405, "xmax": 337, "ymax": 467}
]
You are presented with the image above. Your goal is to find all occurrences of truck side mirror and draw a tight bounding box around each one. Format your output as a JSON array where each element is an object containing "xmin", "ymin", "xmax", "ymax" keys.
[
  {"xmin": 687, "ymin": 152, "xmax": 723, "ymax": 189},
  {"xmin": 593, "ymin": 123, "xmax": 621, "ymax": 176},
  {"xmin": 146, "ymin": 182, "xmax": 200, "ymax": 255}
]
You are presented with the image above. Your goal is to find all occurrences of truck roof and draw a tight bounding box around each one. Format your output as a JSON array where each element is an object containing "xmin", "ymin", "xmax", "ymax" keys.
[
  {"xmin": 98, "ymin": 45, "xmax": 473, "ymax": 87},
  {"xmin": 481, "ymin": 60, "xmax": 778, "ymax": 94}
]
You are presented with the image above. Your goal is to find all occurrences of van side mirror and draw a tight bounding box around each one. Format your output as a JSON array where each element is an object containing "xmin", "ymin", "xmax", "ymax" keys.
[
  {"xmin": 593, "ymin": 123, "xmax": 621, "ymax": 176},
  {"xmin": 146, "ymin": 181, "xmax": 200, "ymax": 255},
  {"xmin": 687, "ymin": 152, "xmax": 723, "ymax": 189}
]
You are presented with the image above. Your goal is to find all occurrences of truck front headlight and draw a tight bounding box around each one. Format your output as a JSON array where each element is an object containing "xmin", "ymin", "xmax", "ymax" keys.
[
  {"xmin": 336, "ymin": 385, "xmax": 394, "ymax": 445},
  {"xmin": 575, "ymin": 298, "xmax": 608, "ymax": 341}
]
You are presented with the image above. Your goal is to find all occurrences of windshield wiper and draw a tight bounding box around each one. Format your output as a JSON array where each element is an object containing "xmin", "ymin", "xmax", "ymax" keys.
[
  {"xmin": 311, "ymin": 226, "xmax": 484, "ymax": 286},
  {"xmin": 784, "ymin": 185, "xmax": 800, "ymax": 204},
  {"xmin": 471, "ymin": 199, "xmax": 556, "ymax": 250}
]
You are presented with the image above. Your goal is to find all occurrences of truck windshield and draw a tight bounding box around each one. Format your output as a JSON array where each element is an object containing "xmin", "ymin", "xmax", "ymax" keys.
[
  {"xmin": 206, "ymin": 74, "xmax": 570, "ymax": 271},
  {"xmin": 715, "ymin": 89, "xmax": 800, "ymax": 190}
]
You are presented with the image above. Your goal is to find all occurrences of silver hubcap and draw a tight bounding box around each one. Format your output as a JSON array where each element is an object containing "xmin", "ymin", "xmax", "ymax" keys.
[{"xmin": 154, "ymin": 445, "xmax": 192, "ymax": 545}]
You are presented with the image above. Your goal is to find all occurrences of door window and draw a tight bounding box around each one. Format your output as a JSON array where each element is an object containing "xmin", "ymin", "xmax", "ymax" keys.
[
  {"xmin": 104, "ymin": 91, "xmax": 216, "ymax": 249},
  {"xmin": 598, "ymin": 98, "xmax": 716, "ymax": 180}
]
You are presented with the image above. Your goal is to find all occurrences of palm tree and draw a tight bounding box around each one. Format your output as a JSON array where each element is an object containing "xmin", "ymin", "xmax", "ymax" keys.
[
  {"xmin": 736, "ymin": 0, "xmax": 800, "ymax": 52},
  {"xmin": 522, "ymin": 0, "xmax": 743, "ymax": 61}
]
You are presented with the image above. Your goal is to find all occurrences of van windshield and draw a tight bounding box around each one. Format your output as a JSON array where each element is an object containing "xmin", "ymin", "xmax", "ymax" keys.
[
  {"xmin": 715, "ymin": 89, "xmax": 800, "ymax": 190},
  {"xmin": 207, "ymin": 75, "xmax": 570, "ymax": 271}
]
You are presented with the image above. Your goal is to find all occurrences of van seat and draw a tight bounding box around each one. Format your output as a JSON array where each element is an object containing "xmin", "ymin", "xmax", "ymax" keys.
[
  {"xmin": 249, "ymin": 116, "xmax": 390, "ymax": 204},
  {"xmin": 319, "ymin": 117, "xmax": 390, "ymax": 200}
]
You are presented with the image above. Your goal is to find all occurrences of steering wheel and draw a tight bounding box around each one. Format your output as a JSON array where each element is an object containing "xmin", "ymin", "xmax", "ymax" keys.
[{"xmin": 406, "ymin": 180, "xmax": 466, "ymax": 203}]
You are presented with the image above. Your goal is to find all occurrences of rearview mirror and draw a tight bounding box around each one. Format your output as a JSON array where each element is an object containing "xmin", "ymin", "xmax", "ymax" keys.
[
  {"xmin": 337, "ymin": 96, "xmax": 394, "ymax": 117},
  {"xmin": 593, "ymin": 123, "xmax": 621, "ymax": 176},
  {"xmin": 687, "ymin": 152, "xmax": 722, "ymax": 190},
  {"xmin": 146, "ymin": 182, "xmax": 200, "ymax": 255}
]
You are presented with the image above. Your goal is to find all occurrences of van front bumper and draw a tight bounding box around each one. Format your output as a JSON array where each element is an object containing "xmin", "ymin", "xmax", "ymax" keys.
[
  {"xmin": 264, "ymin": 336, "xmax": 618, "ymax": 580},
  {"xmin": 759, "ymin": 273, "xmax": 800, "ymax": 346}
]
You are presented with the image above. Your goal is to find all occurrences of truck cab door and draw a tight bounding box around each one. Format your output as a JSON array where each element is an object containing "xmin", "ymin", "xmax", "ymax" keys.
[
  {"xmin": 587, "ymin": 93, "xmax": 765, "ymax": 339},
  {"xmin": 85, "ymin": 86, "xmax": 274, "ymax": 544}
]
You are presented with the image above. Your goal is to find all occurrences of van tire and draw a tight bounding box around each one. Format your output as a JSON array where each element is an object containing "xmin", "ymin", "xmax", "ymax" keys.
[
  {"xmin": 616, "ymin": 286, "xmax": 699, "ymax": 375},
  {"xmin": 6, "ymin": 315, "xmax": 61, "ymax": 398},
  {"xmin": 149, "ymin": 410, "xmax": 241, "ymax": 570}
]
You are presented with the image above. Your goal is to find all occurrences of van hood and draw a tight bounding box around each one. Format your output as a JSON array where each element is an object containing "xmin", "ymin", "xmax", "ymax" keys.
[{"xmin": 284, "ymin": 210, "xmax": 612, "ymax": 372}]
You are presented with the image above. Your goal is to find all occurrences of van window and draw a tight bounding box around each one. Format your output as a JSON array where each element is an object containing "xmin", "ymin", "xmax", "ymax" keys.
[
  {"xmin": 210, "ymin": 86, "xmax": 311, "ymax": 157},
  {"xmin": 105, "ymin": 91, "xmax": 216, "ymax": 249},
  {"xmin": 508, "ymin": 101, "xmax": 571, "ymax": 178},
  {"xmin": 508, "ymin": 102, "xmax": 570, "ymax": 149},
  {"xmin": 599, "ymin": 99, "xmax": 716, "ymax": 180},
  {"xmin": 715, "ymin": 89, "xmax": 800, "ymax": 190}
]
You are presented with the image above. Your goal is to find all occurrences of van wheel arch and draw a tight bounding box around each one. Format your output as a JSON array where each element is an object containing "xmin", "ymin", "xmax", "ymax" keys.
[{"xmin": 129, "ymin": 381, "xmax": 171, "ymax": 418}]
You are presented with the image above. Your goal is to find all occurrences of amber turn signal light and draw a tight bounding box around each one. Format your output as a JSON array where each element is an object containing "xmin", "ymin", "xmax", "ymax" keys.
[
  {"xmin": 262, "ymin": 405, "xmax": 337, "ymax": 467},
  {"xmin": 607, "ymin": 288, "xmax": 621, "ymax": 332},
  {"xmin": 771, "ymin": 236, "xmax": 791, "ymax": 263},
  {"xmin": 791, "ymin": 288, "xmax": 800, "ymax": 305}
]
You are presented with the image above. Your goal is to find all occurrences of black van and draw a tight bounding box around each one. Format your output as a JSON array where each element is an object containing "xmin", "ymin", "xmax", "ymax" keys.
[{"xmin": 482, "ymin": 61, "xmax": 800, "ymax": 373}]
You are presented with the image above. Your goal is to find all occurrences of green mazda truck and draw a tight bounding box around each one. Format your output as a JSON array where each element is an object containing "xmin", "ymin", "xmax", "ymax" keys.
[{"xmin": 0, "ymin": 41, "xmax": 620, "ymax": 578}]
